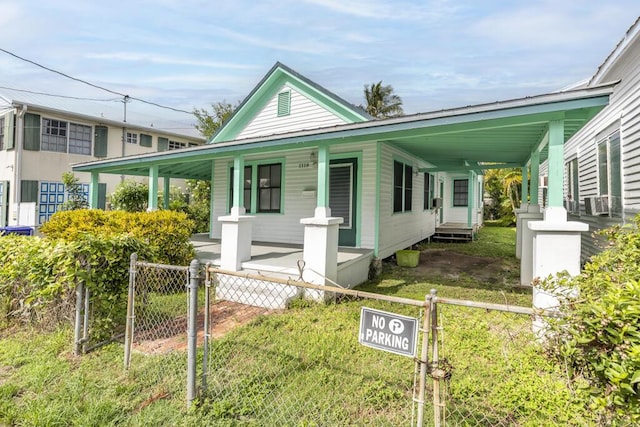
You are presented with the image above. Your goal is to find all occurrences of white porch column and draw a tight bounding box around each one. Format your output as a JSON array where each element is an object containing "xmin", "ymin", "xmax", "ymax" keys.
[
  {"xmin": 519, "ymin": 204, "xmax": 543, "ymax": 285},
  {"xmin": 529, "ymin": 208, "xmax": 588, "ymax": 332},
  {"xmin": 219, "ymin": 155, "xmax": 254, "ymax": 271},
  {"xmin": 300, "ymin": 210, "xmax": 343, "ymax": 286},
  {"xmin": 163, "ymin": 177, "xmax": 170, "ymax": 210}
]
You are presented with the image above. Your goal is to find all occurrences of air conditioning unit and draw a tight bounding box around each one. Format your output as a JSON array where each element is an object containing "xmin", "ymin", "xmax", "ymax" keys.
[
  {"xmin": 584, "ymin": 196, "xmax": 609, "ymax": 216},
  {"xmin": 432, "ymin": 198, "xmax": 443, "ymax": 209}
]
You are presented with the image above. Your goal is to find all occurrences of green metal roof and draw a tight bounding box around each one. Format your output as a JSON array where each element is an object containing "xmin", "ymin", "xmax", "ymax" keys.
[{"xmin": 73, "ymin": 81, "xmax": 617, "ymax": 180}]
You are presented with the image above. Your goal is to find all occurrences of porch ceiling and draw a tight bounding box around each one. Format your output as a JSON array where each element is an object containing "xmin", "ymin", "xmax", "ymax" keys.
[{"xmin": 73, "ymin": 82, "xmax": 617, "ymax": 179}]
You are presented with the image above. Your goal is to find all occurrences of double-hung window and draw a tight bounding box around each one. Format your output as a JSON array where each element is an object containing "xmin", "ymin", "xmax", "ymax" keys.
[
  {"xmin": 453, "ymin": 179, "xmax": 469, "ymax": 207},
  {"xmin": 229, "ymin": 162, "xmax": 283, "ymax": 213},
  {"xmin": 424, "ymin": 173, "xmax": 435, "ymax": 210},
  {"xmin": 393, "ymin": 160, "xmax": 412, "ymax": 213},
  {"xmin": 597, "ymin": 131, "xmax": 622, "ymax": 217},
  {"xmin": 168, "ymin": 140, "xmax": 186, "ymax": 150}
]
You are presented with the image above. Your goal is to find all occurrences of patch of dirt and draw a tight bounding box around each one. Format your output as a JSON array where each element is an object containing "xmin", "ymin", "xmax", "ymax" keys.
[
  {"xmin": 133, "ymin": 300, "xmax": 277, "ymax": 355},
  {"xmin": 413, "ymin": 248, "xmax": 515, "ymax": 284}
]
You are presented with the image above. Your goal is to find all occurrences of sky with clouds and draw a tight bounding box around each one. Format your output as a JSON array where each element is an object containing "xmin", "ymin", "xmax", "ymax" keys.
[{"xmin": 0, "ymin": 0, "xmax": 638, "ymax": 126}]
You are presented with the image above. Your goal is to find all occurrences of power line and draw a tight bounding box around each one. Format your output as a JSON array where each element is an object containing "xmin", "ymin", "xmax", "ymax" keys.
[
  {"xmin": 0, "ymin": 48, "xmax": 194, "ymax": 115},
  {"xmin": 0, "ymin": 85, "xmax": 120, "ymax": 102}
]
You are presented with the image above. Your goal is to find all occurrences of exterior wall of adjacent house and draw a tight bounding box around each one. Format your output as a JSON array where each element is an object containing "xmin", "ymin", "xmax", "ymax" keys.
[
  {"xmin": 236, "ymin": 84, "xmax": 349, "ymax": 140},
  {"xmin": 542, "ymin": 30, "xmax": 640, "ymax": 262},
  {"xmin": 0, "ymin": 107, "xmax": 202, "ymax": 226}
]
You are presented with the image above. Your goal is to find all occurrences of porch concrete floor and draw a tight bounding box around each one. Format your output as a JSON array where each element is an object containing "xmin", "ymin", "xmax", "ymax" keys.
[{"xmin": 191, "ymin": 233, "xmax": 372, "ymax": 276}]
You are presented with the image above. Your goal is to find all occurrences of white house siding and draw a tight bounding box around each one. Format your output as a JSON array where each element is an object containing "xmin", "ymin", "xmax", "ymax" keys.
[
  {"xmin": 377, "ymin": 143, "xmax": 437, "ymax": 260},
  {"xmin": 236, "ymin": 85, "xmax": 348, "ymax": 140},
  {"xmin": 211, "ymin": 150, "xmax": 318, "ymax": 244},
  {"xmin": 439, "ymin": 172, "xmax": 484, "ymax": 225},
  {"xmin": 211, "ymin": 143, "xmax": 379, "ymax": 248},
  {"xmin": 556, "ymin": 34, "xmax": 640, "ymax": 261}
]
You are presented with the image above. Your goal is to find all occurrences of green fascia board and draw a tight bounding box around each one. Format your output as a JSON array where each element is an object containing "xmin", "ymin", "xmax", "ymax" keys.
[{"xmin": 211, "ymin": 62, "xmax": 370, "ymax": 143}]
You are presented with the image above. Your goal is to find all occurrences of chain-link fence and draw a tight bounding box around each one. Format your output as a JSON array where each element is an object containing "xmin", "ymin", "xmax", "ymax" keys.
[
  {"xmin": 122, "ymin": 254, "xmax": 194, "ymax": 404},
  {"xmin": 202, "ymin": 268, "xmax": 430, "ymax": 426},
  {"xmin": 118, "ymin": 255, "xmax": 578, "ymax": 426}
]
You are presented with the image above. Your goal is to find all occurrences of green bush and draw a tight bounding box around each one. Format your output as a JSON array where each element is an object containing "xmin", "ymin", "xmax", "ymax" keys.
[
  {"xmin": 0, "ymin": 234, "xmax": 150, "ymax": 339},
  {"xmin": 40, "ymin": 209, "xmax": 195, "ymax": 265},
  {"xmin": 542, "ymin": 214, "xmax": 640, "ymax": 425},
  {"xmin": 109, "ymin": 179, "xmax": 149, "ymax": 212}
]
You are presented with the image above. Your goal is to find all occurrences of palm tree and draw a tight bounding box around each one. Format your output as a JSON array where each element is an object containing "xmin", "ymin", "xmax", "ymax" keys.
[
  {"xmin": 362, "ymin": 81, "xmax": 403, "ymax": 119},
  {"xmin": 502, "ymin": 168, "xmax": 522, "ymax": 212}
]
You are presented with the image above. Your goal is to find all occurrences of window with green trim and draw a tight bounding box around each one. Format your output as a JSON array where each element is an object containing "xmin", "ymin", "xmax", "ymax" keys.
[
  {"xmin": 453, "ymin": 179, "xmax": 468, "ymax": 207},
  {"xmin": 229, "ymin": 166, "xmax": 252, "ymax": 213},
  {"xmin": 393, "ymin": 160, "xmax": 412, "ymax": 213},
  {"xmin": 277, "ymin": 91, "xmax": 291, "ymax": 117},
  {"xmin": 258, "ymin": 163, "xmax": 282, "ymax": 212},
  {"xmin": 0, "ymin": 117, "xmax": 4, "ymax": 150},
  {"xmin": 424, "ymin": 173, "xmax": 435, "ymax": 210},
  {"xmin": 565, "ymin": 158, "xmax": 579, "ymax": 214}
]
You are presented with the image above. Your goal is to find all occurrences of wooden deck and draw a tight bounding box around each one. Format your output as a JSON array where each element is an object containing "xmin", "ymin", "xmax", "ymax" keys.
[{"xmin": 433, "ymin": 223, "xmax": 478, "ymax": 242}]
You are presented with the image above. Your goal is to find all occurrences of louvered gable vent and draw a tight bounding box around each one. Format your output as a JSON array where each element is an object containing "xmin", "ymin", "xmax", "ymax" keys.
[{"xmin": 277, "ymin": 90, "xmax": 291, "ymax": 117}]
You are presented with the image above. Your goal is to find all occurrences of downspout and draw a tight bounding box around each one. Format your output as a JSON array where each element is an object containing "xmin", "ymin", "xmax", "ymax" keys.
[{"xmin": 14, "ymin": 104, "xmax": 27, "ymax": 225}]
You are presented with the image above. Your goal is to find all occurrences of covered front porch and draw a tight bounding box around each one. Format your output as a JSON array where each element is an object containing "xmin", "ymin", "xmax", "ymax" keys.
[{"xmin": 191, "ymin": 234, "xmax": 373, "ymax": 287}]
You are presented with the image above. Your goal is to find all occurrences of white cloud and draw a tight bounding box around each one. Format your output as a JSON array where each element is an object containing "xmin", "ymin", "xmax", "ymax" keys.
[
  {"xmin": 84, "ymin": 53, "xmax": 258, "ymax": 70},
  {"xmin": 300, "ymin": 0, "xmax": 454, "ymax": 20}
]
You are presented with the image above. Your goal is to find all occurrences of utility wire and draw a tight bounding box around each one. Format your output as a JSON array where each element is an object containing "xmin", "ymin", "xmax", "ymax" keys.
[
  {"xmin": 0, "ymin": 48, "xmax": 194, "ymax": 115},
  {"xmin": 0, "ymin": 85, "xmax": 120, "ymax": 102}
]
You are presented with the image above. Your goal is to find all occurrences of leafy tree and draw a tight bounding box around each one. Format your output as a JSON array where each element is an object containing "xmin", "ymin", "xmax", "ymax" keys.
[
  {"xmin": 109, "ymin": 180, "xmax": 148, "ymax": 212},
  {"xmin": 361, "ymin": 81, "xmax": 403, "ymax": 119},
  {"xmin": 542, "ymin": 216, "xmax": 640, "ymax": 425},
  {"xmin": 193, "ymin": 101, "xmax": 237, "ymax": 140},
  {"xmin": 61, "ymin": 172, "xmax": 88, "ymax": 211},
  {"xmin": 483, "ymin": 168, "xmax": 523, "ymax": 224}
]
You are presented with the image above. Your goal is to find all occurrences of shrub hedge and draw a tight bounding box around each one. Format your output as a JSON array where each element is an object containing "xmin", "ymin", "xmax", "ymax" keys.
[
  {"xmin": 542, "ymin": 215, "xmax": 640, "ymax": 425},
  {"xmin": 40, "ymin": 209, "xmax": 196, "ymax": 265}
]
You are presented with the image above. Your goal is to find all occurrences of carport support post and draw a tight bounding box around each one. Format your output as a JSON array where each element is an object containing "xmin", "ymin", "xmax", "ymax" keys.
[
  {"xmin": 467, "ymin": 170, "xmax": 475, "ymax": 228},
  {"xmin": 515, "ymin": 166, "xmax": 529, "ymax": 259},
  {"xmin": 89, "ymin": 172, "xmax": 99, "ymax": 209},
  {"xmin": 529, "ymin": 120, "xmax": 588, "ymax": 334},
  {"xmin": 219, "ymin": 155, "xmax": 254, "ymax": 271},
  {"xmin": 148, "ymin": 165, "xmax": 158, "ymax": 211},
  {"xmin": 187, "ymin": 259, "xmax": 199, "ymax": 409},
  {"xmin": 163, "ymin": 177, "xmax": 170, "ymax": 210}
]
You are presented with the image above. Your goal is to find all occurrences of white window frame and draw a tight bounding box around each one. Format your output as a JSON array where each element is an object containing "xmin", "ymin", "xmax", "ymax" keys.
[{"xmin": 126, "ymin": 132, "xmax": 138, "ymax": 144}]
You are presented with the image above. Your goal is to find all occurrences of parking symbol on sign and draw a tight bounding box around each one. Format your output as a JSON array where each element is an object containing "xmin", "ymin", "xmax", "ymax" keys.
[{"xmin": 389, "ymin": 319, "xmax": 404, "ymax": 334}]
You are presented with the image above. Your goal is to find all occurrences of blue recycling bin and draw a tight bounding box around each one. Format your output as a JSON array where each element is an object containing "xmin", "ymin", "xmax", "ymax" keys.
[{"xmin": 0, "ymin": 226, "xmax": 34, "ymax": 236}]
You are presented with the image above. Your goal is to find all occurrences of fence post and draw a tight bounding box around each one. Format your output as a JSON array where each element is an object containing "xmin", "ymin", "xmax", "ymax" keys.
[
  {"xmin": 124, "ymin": 253, "xmax": 137, "ymax": 371},
  {"xmin": 73, "ymin": 281, "xmax": 84, "ymax": 356},
  {"xmin": 416, "ymin": 294, "xmax": 432, "ymax": 426},
  {"xmin": 202, "ymin": 263, "xmax": 212, "ymax": 394},
  {"xmin": 187, "ymin": 258, "xmax": 200, "ymax": 409},
  {"xmin": 82, "ymin": 287, "xmax": 90, "ymax": 354},
  {"xmin": 430, "ymin": 289, "xmax": 441, "ymax": 427}
]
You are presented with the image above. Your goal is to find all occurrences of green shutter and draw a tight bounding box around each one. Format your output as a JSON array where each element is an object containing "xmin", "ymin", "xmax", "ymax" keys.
[
  {"xmin": 158, "ymin": 137, "xmax": 168, "ymax": 152},
  {"xmin": 94, "ymin": 126, "xmax": 108, "ymax": 158},
  {"xmin": 0, "ymin": 181, "xmax": 8, "ymax": 226},
  {"xmin": 140, "ymin": 133, "xmax": 152, "ymax": 148},
  {"xmin": 23, "ymin": 113, "xmax": 40, "ymax": 151},
  {"xmin": 98, "ymin": 183, "xmax": 107, "ymax": 210},
  {"xmin": 277, "ymin": 91, "xmax": 291, "ymax": 117},
  {"xmin": 5, "ymin": 113, "xmax": 15, "ymax": 150},
  {"xmin": 20, "ymin": 180, "xmax": 38, "ymax": 203}
]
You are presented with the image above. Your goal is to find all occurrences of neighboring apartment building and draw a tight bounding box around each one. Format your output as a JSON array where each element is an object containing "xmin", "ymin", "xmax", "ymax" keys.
[{"xmin": 0, "ymin": 89, "xmax": 205, "ymax": 226}]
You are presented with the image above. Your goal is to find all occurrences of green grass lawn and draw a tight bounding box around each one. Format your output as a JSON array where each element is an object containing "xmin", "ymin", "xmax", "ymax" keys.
[{"xmin": 0, "ymin": 227, "xmax": 595, "ymax": 426}]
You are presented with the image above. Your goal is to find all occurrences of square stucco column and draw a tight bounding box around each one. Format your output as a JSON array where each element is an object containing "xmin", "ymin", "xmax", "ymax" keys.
[
  {"xmin": 514, "ymin": 206, "xmax": 529, "ymax": 259},
  {"xmin": 300, "ymin": 207, "xmax": 343, "ymax": 298},
  {"xmin": 519, "ymin": 204, "xmax": 543, "ymax": 285},
  {"xmin": 529, "ymin": 207, "xmax": 588, "ymax": 306},
  {"xmin": 218, "ymin": 207, "xmax": 255, "ymax": 271}
]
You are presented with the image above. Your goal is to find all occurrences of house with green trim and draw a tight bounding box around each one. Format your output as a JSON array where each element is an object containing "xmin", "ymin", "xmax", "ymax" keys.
[{"xmin": 73, "ymin": 62, "xmax": 616, "ymax": 308}]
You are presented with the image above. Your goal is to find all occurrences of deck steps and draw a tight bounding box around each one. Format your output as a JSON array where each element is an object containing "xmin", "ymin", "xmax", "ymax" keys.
[{"xmin": 432, "ymin": 223, "xmax": 477, "ymax": 242}]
